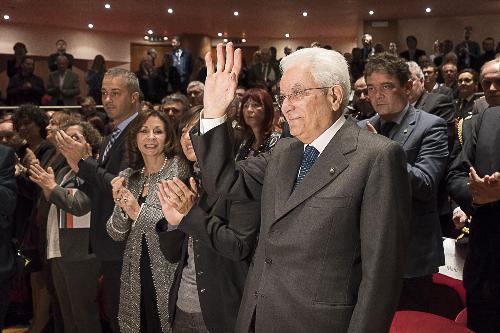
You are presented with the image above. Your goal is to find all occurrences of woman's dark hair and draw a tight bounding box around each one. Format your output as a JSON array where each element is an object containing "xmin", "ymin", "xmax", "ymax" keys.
[
  {"xmin": 178, "ymin": 105, "xmax": 203, "ymax": 133},
  {"xmin": 12, "ymin": 104, "xmax": 49, "ymax": 138},
  {"xmin": 92, "ymin": 54, "xmax": 107, "ymax": 72},
  {"xmin": 60, "ymin": 119, "xmax": 103, "ymax": 156},
  {"xmin": 238, "ymin": 88, "xmax": 275, "ymax": 139},
  {"xmin": 125, "ymin": 109, "xmax": 179, "ymax": 170}
]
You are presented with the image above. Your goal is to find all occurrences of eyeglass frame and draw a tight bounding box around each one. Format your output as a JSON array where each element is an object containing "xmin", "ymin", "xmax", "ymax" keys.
[{"xmin": 274, "ymin": 86, "xmax": 333, "ymax": 108}]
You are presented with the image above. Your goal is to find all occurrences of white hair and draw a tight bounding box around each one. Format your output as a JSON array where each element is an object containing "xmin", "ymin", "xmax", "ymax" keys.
[
  {"xmin": 280, "ymin": 47, "xmax": 351, "ymax": 110},
  {"xmin": 407, "ymin": 61, "xmax": 424, "ymax": 78},
  {"xmin": 187, "ymin": 81, "xmax": 205, "ymax": 90}
]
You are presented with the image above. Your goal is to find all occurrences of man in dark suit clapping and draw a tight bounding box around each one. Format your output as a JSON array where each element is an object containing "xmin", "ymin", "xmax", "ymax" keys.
[
  {"xmin": 55, "ymin": 68, "xmax": 140, "ymax": 332},
  {"xmin": 191, "ymin": 43, "xmax": 411, "ymax": 332}
]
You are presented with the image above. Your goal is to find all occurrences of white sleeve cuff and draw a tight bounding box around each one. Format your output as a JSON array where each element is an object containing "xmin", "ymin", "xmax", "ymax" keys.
[{"xmin": 199, "ymin": 111, "xmax": 227, "ymax": 134}]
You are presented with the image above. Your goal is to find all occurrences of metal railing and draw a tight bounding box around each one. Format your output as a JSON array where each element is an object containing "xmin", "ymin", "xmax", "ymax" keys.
[{"xmin": 0, "ymin": 105, "xmax": 105, "ymax": 110}]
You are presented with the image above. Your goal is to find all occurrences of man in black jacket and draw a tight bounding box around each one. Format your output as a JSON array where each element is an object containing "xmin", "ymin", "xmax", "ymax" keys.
[
  {"xmin": 56, "ymin": 68, "xmax": 139, "ymax": 332},
  {"xmin": 7, "ymin": 57, "xmax": 45, "ymax": 106},
  {"xmin": 0, "ymin": 145, "xmax": 17, "ymax": 331}
]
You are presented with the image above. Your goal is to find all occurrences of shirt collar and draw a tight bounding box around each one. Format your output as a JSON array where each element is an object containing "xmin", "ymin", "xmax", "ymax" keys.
[
  {"xmin": 307, "ymin": 115, "xmax": 346, "ymax": 155},
  {"xmin": 115, "ymin": 112, "xmax": 138, "ymax": 133}
]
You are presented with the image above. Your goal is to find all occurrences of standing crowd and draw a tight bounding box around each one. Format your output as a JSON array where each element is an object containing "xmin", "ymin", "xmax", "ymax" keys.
[{"xmin": 0, "ymin": 27, "xmax": 500, "ymax": 333}]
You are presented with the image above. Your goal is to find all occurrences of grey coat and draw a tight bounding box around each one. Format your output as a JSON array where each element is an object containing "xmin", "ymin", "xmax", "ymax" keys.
[{"xmin": 192, "ymin": 117, "xmax": 411, "ymax": 333}]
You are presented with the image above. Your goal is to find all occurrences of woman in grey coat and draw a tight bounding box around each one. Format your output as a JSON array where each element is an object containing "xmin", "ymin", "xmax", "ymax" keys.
[{"xmin": 107, "ymin": 109, "xmax": 190, "ymax": 333}]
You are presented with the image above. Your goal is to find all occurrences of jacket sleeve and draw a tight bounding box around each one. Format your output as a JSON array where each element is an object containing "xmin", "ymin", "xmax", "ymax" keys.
[
  {"xmin": 48, "ymin": 186, "xmax": 91, "ymax": 216},
  {"xmin": 62, "ymin": 73, "xmax": 80, "ymax": 97},
  {"xmin": 77, "ymin": 157, "xmax": 116, "ymax": 196},
  {"xmin": 407, "ymin": 117, "xmax": 449, "ymax": 201},
  {"xmin": 190, "ymin": 123, "xmax": 270, "ymax": 201},
  {"xmin": 348, "ymin": 141, "xmax": 411, "ymax": 333},
  {"xmin": 179, "ymin": 196, "xmax": 260, "ymax": 261},
  {"xmin": 0, "ymin": 147, "xmax": 17, "ymax": 218}
]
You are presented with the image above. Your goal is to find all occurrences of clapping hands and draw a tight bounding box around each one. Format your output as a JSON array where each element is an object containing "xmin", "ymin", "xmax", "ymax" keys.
[
  {"xmin": 468, "ymin": 167, "xmax": 500, "ymax": 205},
  {"xmin": 111, "ymin": 176, "xmax": 141, "ymax": 221},
  {"xmin": 157, "ymin": 177, "xmax": 198, "ymax": 226}
]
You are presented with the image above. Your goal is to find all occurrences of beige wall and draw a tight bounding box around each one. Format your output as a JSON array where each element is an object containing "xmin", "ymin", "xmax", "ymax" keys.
[{"xmin": 397, "ymin": 14, "xmax": 500, "ymax": 54}]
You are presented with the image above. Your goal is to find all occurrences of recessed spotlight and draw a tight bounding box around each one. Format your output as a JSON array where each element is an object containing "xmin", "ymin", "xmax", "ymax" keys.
[
  {"xmin": 163, "ymin": 36, "xmax": 168, "ymax": 41},
  {"xmin": 88, "ymin": 23, "xmax": 94, "ymax": 29},
  {"xmin": 217, "ymin": 32, "xmax": 223, "ymax": 37},
  {"xmin": 285, "ymin": 33, "xmax": 290, "ymax": 38},
  {"xmin": 302, "ymin": 11, "xmax": 308, "ymax": 17},
  {"xmin": 104, "ymin": 3, "xmax": 111, "ymax": 9},
  {"xmin": 3, "ymin": 14, "xmax": 10, "ymax": 20},
  {"xmin": 233, "ymin": 11, "xmax": 239, "ymax": 16},
  {"xmin": 147, "ymin": 29, "xmax": 153, "ymax": 35},
  {"xmin": 425, "ymin": 7, "xmax": 432, "ymax": 13},
  {"xmin": 144, "ymin": 36, "xmax": 149, "ymax": 40},
  {"xmin": 369, "ymin": 10, "xmax": 374, "ymax": 15},
  {"xmin": 242, "ymin": 38, "xmax": 247, "ymax": 43},
  {"xmin": 167, "ymin": 8, "xmax": 174, "ymax": 14},
  {"xmin": 223, "ymin": 38, "xmax": 228, "ymax": 43}
]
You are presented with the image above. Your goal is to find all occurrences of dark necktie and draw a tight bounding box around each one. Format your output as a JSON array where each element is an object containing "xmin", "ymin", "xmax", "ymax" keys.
[
  {"xmin": 102, "ymin": 127, "xmax": 121, "ymax": 161},
  {"xmin": 379, "ymin": 122, "xmax": 396, "ymax": 138},
  {"xmin": 294, "ymin": 145, "xmax": 320, "ymax": 188}
]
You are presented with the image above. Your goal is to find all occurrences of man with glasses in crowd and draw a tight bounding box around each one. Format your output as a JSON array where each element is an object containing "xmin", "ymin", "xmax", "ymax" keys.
[{"xmin": 189, "ymin": 43, "xmax": 411, "ymax": 332}]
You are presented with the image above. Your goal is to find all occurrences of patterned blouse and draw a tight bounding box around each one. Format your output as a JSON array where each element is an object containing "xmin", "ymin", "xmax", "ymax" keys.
[
  {"xmin": 235, "ymin": 131, "xmax": 281, "ymax": 161},
  {"xmin": 107, "ymin": 156, "xmax": 190, "ymax": 333}
]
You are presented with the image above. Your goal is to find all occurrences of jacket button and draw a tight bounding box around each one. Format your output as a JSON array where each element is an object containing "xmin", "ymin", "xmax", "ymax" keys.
[
  {"xmin": 253, "ymin": 291, "xmax": 259, "ymax": 298},
  {"xmin": 200, "ymin": 288, "xmax": 206, "ymax": 293},
  {"xmin": 265, "ymin": 257, "xmax": 272, "ymax": 265}
]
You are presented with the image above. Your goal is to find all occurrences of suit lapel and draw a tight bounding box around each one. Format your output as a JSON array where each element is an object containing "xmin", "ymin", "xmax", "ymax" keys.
[
  {"xmin": 392, "ymin": 106, "xmax": 417, "ymax": 146},
  {"xmin": 100, "ymin": 126, "xmax": 128, "ymax": 165},
  {"xmin": 274, "ymin": 139, "xmax": 303, "ymax": 220},
  {"xmin": 274, "ymin": 120, "xmax": 357, "ymax": 222}
]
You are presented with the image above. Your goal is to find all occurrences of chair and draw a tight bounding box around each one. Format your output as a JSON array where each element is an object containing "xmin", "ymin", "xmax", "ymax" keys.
[
  {"xmin": 428, "ymin": 273, "xmax": 466, "ymax": 319},
  {"xmin": 455, "ymin": 308, "xmax": 468, "ymax": 327},
  {"xmin": 390, "ymin": 311, "xmax": 474, "ymax": 332}
]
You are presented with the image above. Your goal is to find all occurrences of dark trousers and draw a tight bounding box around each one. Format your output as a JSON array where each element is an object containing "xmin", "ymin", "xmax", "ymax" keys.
[
  {"xmin": 51, "ymin": 257, "xmax": 101, "ymax": 333},
  {"xmin": 0, "ymin": 277, "xmax": 11, "ymax": 331},
  {"xmin": 101, "ymin": 260, "xmax": 122, "ymax": 333},
  {"xmin": 172, "ymin": 307, "xmax": 209, "ymax": 333},
  {"xmin": 467, "ymin": 287, "xmax": 500, "ymax": 333},
  {"xmin": 398, "ymin": 275, "xmax": 433, "ymax": 312}
]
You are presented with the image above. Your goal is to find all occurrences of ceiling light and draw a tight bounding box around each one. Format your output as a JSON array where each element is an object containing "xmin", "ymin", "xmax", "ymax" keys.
[
  {"xmin": 223, "ymin": 38, "xmax": 228, "ymax": 43},
  {"xmin": 285, "ymin": 33, "xmax": 290, "ymax": 38},
  {"xmin": 425, "ymin": 7, "xmax": 432, "ymax": 13},
  {"xmin": 242, "ymin": 38, "xmax": 247, "ymax": 43},
  {"xmin": 167, "ymin": 8, "xmax": 174, "ymax": 14},
  {"xmin": 88, "ymin": 23, "xmax": 94, "ymax": 29},
  {"xmin": 3, "ymin": 14, "xmax": 10, "ymax": 20},
  {"xmin": 104, "ymin": 3, "xmax": 111, "ymax": 9},
  {"xmin": 144, "ymin": 36, "xmax": 149, "ymax": 40},
  {"xmin": 163, "ymin": 36, "xmax": 168, "ymax": 41},
  {"xmin": 369, "ymin": 10, "xmax": 374, "ymax": 15},
  {"xmin": 217, "ymin": 32, "xmax": 223, "ymax": 37},
  {"xmin": 147, "ymin": 29, "xmax": 153, "ymax": 35},
  {"xmin": 233, "ymin": 11, "xmax": 239, "ymax": 16},
  {"xmin": 302, "ymin": 12, "xmax": 308, "ymax": 17}
]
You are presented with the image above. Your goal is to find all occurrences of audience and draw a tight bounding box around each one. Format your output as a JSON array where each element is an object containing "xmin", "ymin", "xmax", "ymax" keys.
[{"xmin": 2, "ymin": 27, "xmax": 500, "ymax": 333}]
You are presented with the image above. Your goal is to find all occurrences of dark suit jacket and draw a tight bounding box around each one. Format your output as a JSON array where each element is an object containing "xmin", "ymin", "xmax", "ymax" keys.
[
  {"xmin": 446, "ymin": 107, "xmax": 500, "ymax": 294},
  {"xmin": 191, "ymin": 117, "xmax": 411, "ymax": 333},
  {"xmin": 432, "ymin": 85, "xmax": 454, "ymax": 99},
  {"xmin": 366, "ymin": 106, "xmax": 448, "ymax": 278},
  {"xmin": 173, "ymin": 49, "xmax": 193, "ymax": 88},
  {"xmin": 47, "ymin": 70, "xmax": 80, "ymax": 105},
  {"xmin": 162, "ymin": 192, "xmax": 260, "ymax": 333},
  {"xmin": 400, "ymin": 49, "xmax": 426, "ymax": 62},
  {"xmin": 247, "ymin": 62, "xmax": 280, "ymax": 88},
  {"xmin": 455, "ymin": 95, "xmax": 481, "ymax": 120},
  {"xmin": 77, "ymin": 118, "xmax": 136, "ymax": 261},
  {"xmin": 0, "ymin": 146, "xmax": 16, "ymax": 281},
  {"xmin": 7, "ymin": 73, "xmax": 45, "ymax": 105}
]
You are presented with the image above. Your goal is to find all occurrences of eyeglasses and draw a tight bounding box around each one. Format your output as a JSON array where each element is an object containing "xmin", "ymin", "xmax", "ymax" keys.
[{"xmin": 275, "ymin": 87, "xmax": 331, "ymax": 108}]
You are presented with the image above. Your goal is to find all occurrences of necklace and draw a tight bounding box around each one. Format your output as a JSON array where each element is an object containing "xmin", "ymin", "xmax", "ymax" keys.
[{"xmin": 141, "ymin": 156, "xmax": 168, "ymax": 192}]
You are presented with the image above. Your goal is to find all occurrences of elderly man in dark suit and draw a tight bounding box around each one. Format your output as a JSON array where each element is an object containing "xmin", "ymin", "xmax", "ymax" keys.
[
  {"xmin": 362, "ymin": 53, "xmax": 449, "ymax": 312},
  {"xmin": 447, "ymin": 59, "xmax": 500, "ymax": 333},
  {"xmin": 55, "ymin": 68, "xmax": 139, "ymax": 333},
  {"xmin": 0, "ymin": 145, "xmax": 16, "ymax": 331},
  {"xmin": 190, "ymin": 43, "xmax": 411, "ymax": 332}
]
